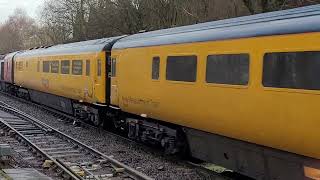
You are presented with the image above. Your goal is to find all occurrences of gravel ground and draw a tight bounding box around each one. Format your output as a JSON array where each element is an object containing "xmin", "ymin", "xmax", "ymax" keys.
[
  {"xmin": 0, "ymin": 93, "xmax": 230, "ymax": 180},
  {"xmin": 0, "ymin": 126, "xmax": 62, "ymax": 179}
]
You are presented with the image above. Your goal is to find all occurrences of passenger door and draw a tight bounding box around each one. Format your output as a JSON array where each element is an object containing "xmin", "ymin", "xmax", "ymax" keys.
[{"xmin": 110, "ymin": 56, "xmax": 119, "ymax": 106}]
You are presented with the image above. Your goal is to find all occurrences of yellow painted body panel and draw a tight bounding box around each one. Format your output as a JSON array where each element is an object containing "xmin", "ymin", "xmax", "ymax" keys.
[
  {"xmin": 14, "ymin": 52, "xmax": 107, "ymax": 104},
  {"xmin": 112, "ymin": 32, "xmax": 320, "ymax": 160}
]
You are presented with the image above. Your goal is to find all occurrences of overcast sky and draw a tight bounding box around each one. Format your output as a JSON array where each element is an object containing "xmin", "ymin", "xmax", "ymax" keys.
[{"xmin": 0, "ymin": 0, "xmax": 44, "ymax": 22}]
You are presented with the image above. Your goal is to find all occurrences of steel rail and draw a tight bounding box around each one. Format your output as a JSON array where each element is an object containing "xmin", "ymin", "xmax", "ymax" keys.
[
  {"xmin": 0, "ymin": 91, "xmax": 229, "ymax": 179},
  {"xmin": 0, "ymin": 91, "xmax": 145, "ymax": 148},
  {"xmin": 0, "ymin": 100, "xmax": 153, "ymax": 180},
  {"xmin": 0, "ymin": 118, "xmax": 82, "ymax": 180}
]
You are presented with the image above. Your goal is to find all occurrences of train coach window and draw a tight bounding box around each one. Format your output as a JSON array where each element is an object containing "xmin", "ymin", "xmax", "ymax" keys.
[
  {"xmin": 111, "ymin": 58, "xmax": 116, "ymax": 77},
  {"xmin": 72, "ymin": 60, "xmax": 83, "ymax": 75},
  {"xmin": 263, "ymin": 51, "xmax": 320, "ymax": 90},
  {"xmin": 152, "ymin": 57, "xmax": 160, "ymax": 80},
  {"xmin": 43, "ymin": 61, "xmax": 50, "ymax": 73},
  {"xmin": 86, "ymin": 60, "xmax": 90, "ymax": 76},
  {"xmin": 206, "ymin": 54, "xmax": 249, "ymax": 85},
  {"xmin": 61, "ymin": 60, "xmax": 70, "ymax": 74},
  {"xmin": 166, "ymin": 56, "xmax": 197, "ymax": 82},
  {"xmin": 98, "ymin": 59, "xmax": 102, "ymax": 76},
  {"xmin": 51, "ymin": 61, "xmax": 59, "ymax": 73}
]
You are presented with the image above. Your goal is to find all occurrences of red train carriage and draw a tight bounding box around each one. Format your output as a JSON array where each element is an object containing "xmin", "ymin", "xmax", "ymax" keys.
[{"xmin": 1, "ymin": 52, "xmax": 20, "ymax": 92}]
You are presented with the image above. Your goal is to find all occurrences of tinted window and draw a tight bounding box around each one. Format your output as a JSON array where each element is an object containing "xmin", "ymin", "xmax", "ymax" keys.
[
  {"xmin": 152, "ymin": 57, "xmax": 160, "ymax": 80},
  {"xmin": 166, "ymin": 56, "xmax": 197, "ymax": 82},
  {"xmin": 61, "ymin": 60, "xmax": 70, "ymax": 74},
  {"xmin": 206, "ymin": 54, "xmax": 249, "ymax": 85},
  {"xmin": 86, "ymin": 60, "xmax": 90, "ymax": 76},
  {"xmin": 98, "ymin": 59, "xmax": 102, "ymax": 76},
  {"xmin": 51, "ymin": 61, "xmax": 59, "ymax": 73},
  {"xmin": 263, "ymin": 51, "xmax": 320, "ymax": 90},
  {"xmin": 72, "ymin": 60, "xmax": 83, "ymax": 75},
  {"xmin": 43, "ymin": 61, "xmax": 50, "ymax": 72},
  {"xmin": 111, "ymin": 58, "xmax": 116, "ymax": 77}
]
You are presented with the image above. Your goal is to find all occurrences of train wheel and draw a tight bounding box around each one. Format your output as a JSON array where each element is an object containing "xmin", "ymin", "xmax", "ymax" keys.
[
  {"xmin": 177, "ymin": 128, "xmax": 190, "ymax": 159},
  {"xmin": 91, "ymin": 114, "xmax": 102, "ymax": 127}
]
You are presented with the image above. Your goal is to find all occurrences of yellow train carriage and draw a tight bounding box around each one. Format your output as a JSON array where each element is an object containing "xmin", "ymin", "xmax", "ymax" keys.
[
  {"xmin": 111, "ymin": 5, "xmax": 320, "ymax": 180},
  {"xmin": 14, "ymin": 37, "xmax": 123, "ymax": 124},
  {"xmin": 15, "ymin": 52, "xmax": 105, "ymax": 103}
]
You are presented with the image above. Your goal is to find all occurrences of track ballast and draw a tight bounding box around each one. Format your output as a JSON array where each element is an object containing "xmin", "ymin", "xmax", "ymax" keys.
[{"xmin": 0, "ymin": 100, "xmax": 152, "ymax": 180}]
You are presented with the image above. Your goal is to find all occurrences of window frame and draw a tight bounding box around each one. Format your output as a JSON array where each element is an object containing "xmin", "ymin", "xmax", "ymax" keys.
[
  {"xmin": 262, "ymin": 50, "xmax": 320, "ymax": 92},
  {"xmin": 97, "ymin": 59, "xmax": 102, "ymax": 77},
  {"xmin": 86, "ymin": 60, "xmax": 90, "ymax": 76},
  {"xmin": 152, "ymin": 56, "xmax": 160, "ymax": 80},
  {"xmin": 61, "ymin": 60, "xmax": 70, "ymax": 74},
  {"xmin": 165, "ymin": 55, "xmax": 198, "ymax": 83},
  {"xmin": 72, "ymin": 60, "xmax": 83, "ymax": 75},
  {"xmin": 43, "ymin": 61, "xmax": 50, "ymax": 73},
  {"xmin": 50, "ymin": 60, "xmax": 59, "ymax": 74},
  {"xmin": 205, "ymin": 53, "xmax": 250, "ymax": 87},
  {"xmin": 111, "ymin": 58, "xmax": 116, "ymax": 77}
]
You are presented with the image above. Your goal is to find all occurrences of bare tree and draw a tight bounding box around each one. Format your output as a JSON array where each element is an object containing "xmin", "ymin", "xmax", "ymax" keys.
[
  {"xmin": 0, "ymin": 8, "xmax": 44, "ymax": 54},
  {"xmin": 1, "ymin": 0, "xmax": 319, "ymax": 54},
  {"xmin": 243, "ymin": 0, "xmax": 320, "ymax": 14}
]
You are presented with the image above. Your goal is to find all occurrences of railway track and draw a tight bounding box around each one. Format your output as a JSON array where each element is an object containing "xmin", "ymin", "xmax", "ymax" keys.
[
  {"xmin": 0, "ymin": 100, "xmax": 153, "ymax": 180},
  {"xmin": 0, "ymin": 92, "xmax": 134, "ymax": 144},
  {"xmin": 0, "ymin": 92, "xmax": 240, "ymax": 180}
]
